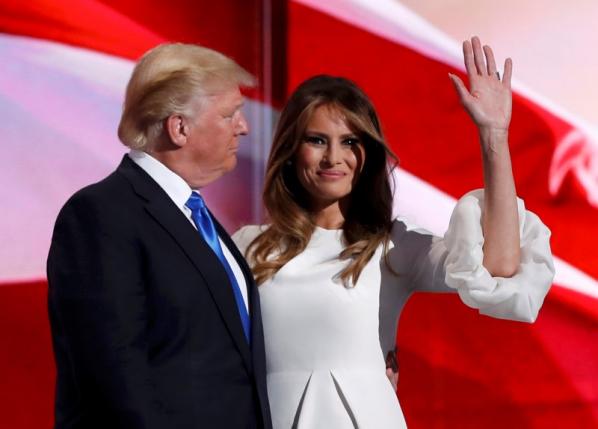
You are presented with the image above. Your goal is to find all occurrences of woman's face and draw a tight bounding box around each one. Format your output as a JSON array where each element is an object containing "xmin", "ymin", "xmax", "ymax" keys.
[{"xmin": 294, "ymin": 105, "xmax": 366, "ymax": 209}]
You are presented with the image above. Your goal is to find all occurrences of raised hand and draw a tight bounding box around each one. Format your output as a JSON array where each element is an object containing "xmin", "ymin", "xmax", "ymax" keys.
[
  {"xmin": 449, "ymin": 36, "xmax": 512, "ymax": 133},
  {"xmin": 449, "ymin": 37, "xmax": 520, "ymax": 278}
]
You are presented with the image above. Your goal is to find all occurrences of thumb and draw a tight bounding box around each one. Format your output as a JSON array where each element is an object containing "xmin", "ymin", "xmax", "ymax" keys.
[
  {"xmin": 448, "ymin": 73, "xmax": 470, "ymax": 103},
  {"xmin": 386, "ymin": 368, "xmax": 398, "ymax": 389}
]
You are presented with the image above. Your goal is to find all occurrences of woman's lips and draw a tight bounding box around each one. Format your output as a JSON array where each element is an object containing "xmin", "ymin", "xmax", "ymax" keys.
[{"xmin": 317, "ymin": 170, "xmax": 346, "ymax": 179}]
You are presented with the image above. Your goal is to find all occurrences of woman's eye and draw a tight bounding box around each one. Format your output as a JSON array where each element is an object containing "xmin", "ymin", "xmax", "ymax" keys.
[
  {"xmin": 343, "ymin": 137, "xmax": 360, "ymax": 146},
  {"xmin": 304, "ymin": 136, "xmax": 325, "ymax": 145}
]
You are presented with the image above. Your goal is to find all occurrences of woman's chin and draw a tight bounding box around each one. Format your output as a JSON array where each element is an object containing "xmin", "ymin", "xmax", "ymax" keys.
[{"xmin": 307, "ymin": 190, "xmax": 352, "ymax": 207}]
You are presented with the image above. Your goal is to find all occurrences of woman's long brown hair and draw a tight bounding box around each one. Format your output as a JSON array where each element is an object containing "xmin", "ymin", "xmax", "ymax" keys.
[{"xmin": 246, "ymin": 75, "xmax": 398, "ymax": 286}]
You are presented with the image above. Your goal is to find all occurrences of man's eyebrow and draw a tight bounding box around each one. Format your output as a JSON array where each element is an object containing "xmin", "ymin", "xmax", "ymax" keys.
[{"xmin": 224, "ymin": 101, "xmax": 244, "ymax": 114}]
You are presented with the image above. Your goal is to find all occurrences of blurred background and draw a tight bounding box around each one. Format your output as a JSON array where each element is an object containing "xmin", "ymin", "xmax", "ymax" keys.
[{"xmin": 0, "ymin": 0, "xmax": 596, "ymax": 427}]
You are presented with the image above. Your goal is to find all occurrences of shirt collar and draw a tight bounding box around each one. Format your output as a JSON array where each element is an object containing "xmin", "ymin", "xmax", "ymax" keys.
[{"xmin": 128, "ymin": 150, "xmax": 196, "ymax": 210}]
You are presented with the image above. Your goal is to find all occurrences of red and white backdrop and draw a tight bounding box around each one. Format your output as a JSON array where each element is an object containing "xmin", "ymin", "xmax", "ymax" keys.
[{"xmin": 1, "ymin": 0, "xmax": 596, "ymax": 428}]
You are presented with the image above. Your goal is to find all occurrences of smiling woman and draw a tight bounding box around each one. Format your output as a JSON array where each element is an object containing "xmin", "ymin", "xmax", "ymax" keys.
[
  {"xmin": 232, "ymin": 38, "xmax": 554, "ymax": 429},
  {"xmin": 294, "ymin": 105, "xmax": 366, "ymax": 223},
  {"xmin": 246, "ymin": 75, "xmax": 398, "ymax": 287}
]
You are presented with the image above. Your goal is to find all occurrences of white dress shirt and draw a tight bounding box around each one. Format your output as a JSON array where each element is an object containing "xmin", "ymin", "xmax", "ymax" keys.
[{"xmin": 128, "ymin": 150, "xmax": 249, "ymax": 312}]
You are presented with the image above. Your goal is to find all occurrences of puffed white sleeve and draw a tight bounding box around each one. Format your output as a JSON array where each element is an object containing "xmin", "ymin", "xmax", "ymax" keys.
[{"xmin": 442, "ymin": 189, "xmax": 555, "ymax": 323}]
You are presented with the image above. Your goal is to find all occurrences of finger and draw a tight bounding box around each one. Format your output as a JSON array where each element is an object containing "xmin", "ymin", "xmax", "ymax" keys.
[
  {"xmin": 471, "ymin": 36, "xmax": 487, "ymax": 75},
  {"xmin": 448, "ymin": 73, "xmax": 471, "ymax": 103},
  {"xmin": 503, "ymin": 57, "xmax": 513, "ymax": 88},
  {"xmin": 386, "ymin": 369, "xmax": 398, "ymax": 389},
  {"xmin": 483, "ymin": 45, "xmax": 498, "ymax": 76},
  {"xmin": 462, "ymin": 40, "xmax": 477, "ymax": 80}
]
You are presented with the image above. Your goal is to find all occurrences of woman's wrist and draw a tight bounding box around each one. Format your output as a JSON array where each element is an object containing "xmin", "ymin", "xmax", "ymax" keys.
[{"xmin": 479, "ymin": 127, "xmax": 509, "ymax": 155}]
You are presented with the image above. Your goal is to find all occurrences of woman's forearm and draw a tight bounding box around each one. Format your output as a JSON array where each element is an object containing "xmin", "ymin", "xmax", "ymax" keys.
[{"xmin": 480, "ymin": 128, "xmax": 520, "ymax": 277}]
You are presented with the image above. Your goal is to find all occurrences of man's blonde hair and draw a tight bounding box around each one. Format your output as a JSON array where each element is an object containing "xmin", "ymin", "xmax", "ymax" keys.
[{"xmin": 118, "ymin": 43, "xmax": 256, "ymax": 150}]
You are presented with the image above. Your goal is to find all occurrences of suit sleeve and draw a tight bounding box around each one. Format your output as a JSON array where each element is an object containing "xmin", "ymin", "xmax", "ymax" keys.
[{"xmin": 47, "ymin": 192, "xmax": 160, "ymax": 428}]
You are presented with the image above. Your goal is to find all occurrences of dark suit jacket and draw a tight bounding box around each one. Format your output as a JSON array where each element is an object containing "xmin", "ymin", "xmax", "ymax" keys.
[{"xmin": 47, "ymin": 156, "xmax": 272, "ymax": 429}]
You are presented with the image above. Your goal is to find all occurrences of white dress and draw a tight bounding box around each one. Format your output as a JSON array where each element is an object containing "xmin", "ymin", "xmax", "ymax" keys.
[{"xmin": 232, "ymin": 190, "xmax": 555, "ymax": 429}]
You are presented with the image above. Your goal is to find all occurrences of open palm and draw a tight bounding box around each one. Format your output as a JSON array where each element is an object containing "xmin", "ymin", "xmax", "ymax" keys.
[{"xmin": 449, "ymin": 36, "xmax": 513, "ymax": 132}]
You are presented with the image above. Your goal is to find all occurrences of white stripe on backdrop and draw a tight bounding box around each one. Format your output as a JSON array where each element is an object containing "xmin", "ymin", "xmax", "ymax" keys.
[{"xmin": 0, "ymin": 34, "xmax": 271, "ymax": 282}]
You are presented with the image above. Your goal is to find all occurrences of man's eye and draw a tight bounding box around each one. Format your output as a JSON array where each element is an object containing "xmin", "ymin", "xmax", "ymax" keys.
[
  {"xmin": 304, "ymin": 136, "xmax": 325, "ymax": 145},
  {"xmin": 224, "ymin": 110, "xmax": 239, "ymax": 120}
]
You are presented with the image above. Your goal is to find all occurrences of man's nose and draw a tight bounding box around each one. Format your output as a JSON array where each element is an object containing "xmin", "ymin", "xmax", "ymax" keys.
[{"xmin": 236, "ymin": 111, "xmax": 249, "ymax": 135}]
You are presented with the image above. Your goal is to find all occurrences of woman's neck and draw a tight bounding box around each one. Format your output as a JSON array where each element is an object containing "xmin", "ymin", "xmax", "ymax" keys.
[{"xmin": 310, "ymin": 199, "xmax": 348, "ymax": 230}]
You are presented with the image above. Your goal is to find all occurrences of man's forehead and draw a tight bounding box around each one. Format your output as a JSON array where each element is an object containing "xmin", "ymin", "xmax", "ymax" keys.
[
  {"xmin": 190, "ymin": 87, "xmax": 244, "ymax": 115},
  {"xmin": 206, "ymin": 86, "xmax": 244, "ymax": 103}
]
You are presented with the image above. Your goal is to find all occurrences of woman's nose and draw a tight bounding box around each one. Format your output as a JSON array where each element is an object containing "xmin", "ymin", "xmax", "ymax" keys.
[{"xmin": 323, "ymin": 141, "xmax": 341, "ymax": 165}]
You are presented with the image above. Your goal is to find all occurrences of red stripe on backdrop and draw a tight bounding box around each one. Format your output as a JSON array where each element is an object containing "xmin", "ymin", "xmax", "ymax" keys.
[
  {"xmin": 0, "ymin": 0, "xmax": 282, "ymax": 103},
  {"xmin": 398, "ymin": 290, "xmax": 598, "ymax": 428},
  {"xmin": 2, "ymin": 281, "xmax": 596, "ymax": 428},
  {"xmin": 0, "ymin": 281, "xmax": 54, "ymax": 429},
  {"xmin": 95, "ymin": 0, "xmax": 264, "ymax": 72},
  {"xmin": 0, "ymin": 0, "xmax": 162, "ymax": 59},
  {"xmin": 288, "ymin": 2, "xmax": 598, "ymax": 278}
]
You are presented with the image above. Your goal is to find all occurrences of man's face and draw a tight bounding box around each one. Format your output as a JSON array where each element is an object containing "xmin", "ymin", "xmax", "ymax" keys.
[{"xmin": 184, "ymin": 86, "xmax": 248, "ymax": 186}]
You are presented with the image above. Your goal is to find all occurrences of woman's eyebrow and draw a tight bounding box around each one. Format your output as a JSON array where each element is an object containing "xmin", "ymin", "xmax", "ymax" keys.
[
  {"xmin": 304, "ymin": 130, "xmax": 328, "ymax": 137},
  {"xmin": 304, "ymin": 130, "xmax": 358, "ymax": 139}
]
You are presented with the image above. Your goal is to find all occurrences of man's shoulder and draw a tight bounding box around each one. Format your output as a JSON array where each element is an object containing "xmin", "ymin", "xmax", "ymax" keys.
[
  {"xmin": 57, "ymin": 165, "xmax": 138, "ymax": 223},
  {"xmin": 70, "ymin": 170, "xmax": 125, "ymax": 201}
]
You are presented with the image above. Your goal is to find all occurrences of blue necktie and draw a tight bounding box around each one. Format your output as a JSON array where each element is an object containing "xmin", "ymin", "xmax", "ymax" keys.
[{"xmin": 186, "ymin": 192, "xmax": 251, "ymax": 343}]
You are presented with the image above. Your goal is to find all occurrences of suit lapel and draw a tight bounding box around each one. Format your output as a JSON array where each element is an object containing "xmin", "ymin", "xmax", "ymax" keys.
[
  {"xmin": 117, "ymin": 156, "xmax": 252, "ymax": 372},
  {"xmin": 213, "ymin": 218, "xmax": 257, "ymax": 304},
  {"xmin": 214, "ymin": 219, "xmax": 262, "ymax": 339},
  {"xmin": 214, "ymin": 218, "xmax": 271, "ymax": 422}
]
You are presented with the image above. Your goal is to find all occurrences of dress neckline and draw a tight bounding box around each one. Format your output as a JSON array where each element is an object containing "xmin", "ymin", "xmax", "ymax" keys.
[
  {"xmin": 314, "ymin": 225, "xmax": 342, "ymax": 232},
  {"xmin": 312, "ymin": 226, "xmax": 344, "ymax": 243}
]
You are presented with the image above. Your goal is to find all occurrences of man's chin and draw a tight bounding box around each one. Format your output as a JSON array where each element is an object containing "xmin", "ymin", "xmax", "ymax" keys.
[{"xmin": 224, "ymin": 155, "xmax": 238, "ymax": 172}]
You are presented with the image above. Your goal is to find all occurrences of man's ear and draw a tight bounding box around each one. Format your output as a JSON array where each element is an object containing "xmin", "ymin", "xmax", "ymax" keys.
[{"xmin": 165, "ymin": 114, "xmax": 189, "ymax": 148}]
